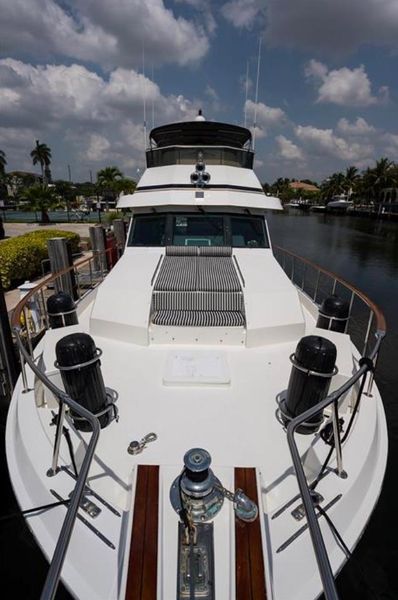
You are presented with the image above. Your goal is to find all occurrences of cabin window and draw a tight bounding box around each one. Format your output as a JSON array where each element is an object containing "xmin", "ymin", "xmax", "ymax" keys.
[
  {"xmin": 128, "ymin": 213, "xmax": 269, "ymax": 248},
  {"xmin": 129, "ymin": 215, "xmax": 166, "ymax": 246},
  {"xmin": 172, "ymin": 215, "xmax": 225, "ymax": 246},
  {"xmin": 230, "ymin": 216, "xmax": 269, "ymax": 248}
]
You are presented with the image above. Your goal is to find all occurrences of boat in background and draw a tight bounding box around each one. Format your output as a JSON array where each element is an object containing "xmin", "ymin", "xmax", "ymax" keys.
[
  {"xmin": 310, "ymin": 204, "xmax": 327, "ymax": 213},
  {"xmin": 326, "ymin": 195, "xmax": 353, "ymax": 213},
  {"xmin": 6, "ymin": 113, "xmax": 387, "ymax": 600},
  {"xmin": 285, "ymin": 199, "xmax": 311, "ymax": 211}
]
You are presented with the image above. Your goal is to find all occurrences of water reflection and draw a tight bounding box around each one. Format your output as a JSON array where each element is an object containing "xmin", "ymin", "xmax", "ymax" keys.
[{"xmin": 267, "ymin": 211, "xmax": 398, "ymax": 599}]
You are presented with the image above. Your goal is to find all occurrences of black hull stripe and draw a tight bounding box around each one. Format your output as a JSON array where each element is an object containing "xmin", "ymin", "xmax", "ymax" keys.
[{"xmin": 136, "ymin": 183, "xmax": 265, "ymax": 194}]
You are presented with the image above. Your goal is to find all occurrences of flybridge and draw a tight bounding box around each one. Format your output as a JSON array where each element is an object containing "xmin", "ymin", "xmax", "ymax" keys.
[
  {"xmin": 119, "ymin": 116, "xmax": 283, "ymax": 211},
  {"xmin": 146, "ymin": 119, "xmax": 254, "ymax": 169},
  {"xmin": 149, "ymin": 120, "xmax": 252, "ymax": 149}
]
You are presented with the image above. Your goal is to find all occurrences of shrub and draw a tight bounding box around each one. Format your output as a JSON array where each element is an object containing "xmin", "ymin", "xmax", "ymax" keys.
[{"xmin": 0, "ymin": 229, "xmax": 80, "ymax": 289}]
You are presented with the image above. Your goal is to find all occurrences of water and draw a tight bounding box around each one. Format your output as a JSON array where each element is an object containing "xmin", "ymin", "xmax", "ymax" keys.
[
  {"xmin": 1, "ymin": 212, "xmax": 397, "ymax": 599},
  {"xmin": 267, "ymin": 212, "xmax": 398, "ymax": 599},
  {"xmin": 2, "ymin": 210, "xmax": 101, "ymax": 223}
]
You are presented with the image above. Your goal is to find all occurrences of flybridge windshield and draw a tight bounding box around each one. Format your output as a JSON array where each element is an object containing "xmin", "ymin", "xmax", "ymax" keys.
[
  {"xmin": 146, "ymin": 146, "xmax": 254, "ymax": 169},
  {"xmin": 128, "ymin": 213, "xmax": 269, "ymax": 248}
]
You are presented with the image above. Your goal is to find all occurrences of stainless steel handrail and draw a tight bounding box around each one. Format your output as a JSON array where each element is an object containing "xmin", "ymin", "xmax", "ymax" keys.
[
  {"xmin": 15, "ymin": 329, "xmax": 101, "ymax": 600},
  {"xmin": 274, "ymin": 246, "xmax": 386, "ymax": 600},
  {"xmin": 11, "ymin": 248, "xmax": 115, "ymax": 600}
]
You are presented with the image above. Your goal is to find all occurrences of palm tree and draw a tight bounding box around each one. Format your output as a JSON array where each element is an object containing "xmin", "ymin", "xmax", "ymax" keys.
[
  {"xmin": 366, "ymin": 157, "xmax": 396, "ymax": 203},
  {"xmin": 30, "ymin": 140, "xmax": 52, "ymax": 186},
  {"xmin": 21, "ymin": 184, "xmax": 56, "ymax": 223},
  {"xmin": 97, "ymin": 166, "xmax": 123, "ymax": 210},
  {"xmin": 0, "ymin": 149, "xmax": 6, "ymax": 177},
  {"xmin": 114, "ymin": 177, "xmax": 136, "ymax": 195},
  {"xmin": 320, "ymin": 172, "xmax": 345, "ymax": 201},
  {"xmin": 343, "ymin": 166, "xmax": 360, "ymax": 197}
]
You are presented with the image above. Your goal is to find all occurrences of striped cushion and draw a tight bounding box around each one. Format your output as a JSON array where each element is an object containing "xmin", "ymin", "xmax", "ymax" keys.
[
  {"xmin": 152, "ymin": 245, "xmax": 245, "ymax": 328},
  {"xmin": 166, "ymin": 245, "xmax": 199, "ymax": 256},
  {"xmin": 199, "ymin": 246, "xmax": 232, "ymax": 257},
  {"xmin": 197, "ymin": 257, "xmax": 241, "ymax": 292},
  {"xmin": 165, "ymin": 246, "xmax": 233, "ymax": 257},
  {"xmin": 154, "ymin": 257, "xmax": 197, "ymax": 291},
  {"xmin": 152, "ymin": 291, "xmax": 244, "ymax": 312},
  {"xmin": 152, "ymin": 310, "xmax": 245, "ymax": 327}
]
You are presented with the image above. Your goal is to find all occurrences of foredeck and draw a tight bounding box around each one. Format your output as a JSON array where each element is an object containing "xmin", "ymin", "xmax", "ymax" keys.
[{"xmin": 7, "ymin": 245, "xmax": 387, "ymax": 600}]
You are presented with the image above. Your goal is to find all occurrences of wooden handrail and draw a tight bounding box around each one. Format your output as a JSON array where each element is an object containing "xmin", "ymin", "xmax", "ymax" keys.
[{"xmin": 274, "ymin": 245, "xmax": 386, "ymax": 333}]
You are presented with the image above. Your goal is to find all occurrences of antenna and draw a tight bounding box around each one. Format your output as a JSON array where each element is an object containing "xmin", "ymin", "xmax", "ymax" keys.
[
  {"xmin": 151, "ymin": 63, "xmax": 155, "ymax": 130},
  {"xmin": 244, "ymin": 60, "xmax": 249, "ymax": 129},
  {"xmin": 252, "ymin": 36, "xmax": 262, "ymax": 151},
  {"xmin": 142, "ymin": 43, "xmax": 147, "ymax": 151}
]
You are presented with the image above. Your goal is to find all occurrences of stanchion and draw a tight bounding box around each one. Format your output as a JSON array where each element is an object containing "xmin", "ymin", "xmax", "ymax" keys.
[
  {"xmin": 113, "ymin": 219, "xmax": 126, "ymax": 256},
  {"xmin": 47, "ymin": 238, "xmax": 77, "ymax": 300},
  {"xmin": 0, "ymin": 277, "xmax": 19, "ymax": 404},
  {"xmin": 89, "ymin": 225, "xmax": 107, "ymax": 274}
]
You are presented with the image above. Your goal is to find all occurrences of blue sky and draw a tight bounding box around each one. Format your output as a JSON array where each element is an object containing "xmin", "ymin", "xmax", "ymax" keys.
[{"xmin": 0, "ymin": 0, "xmax": 397, "ymax": 183}]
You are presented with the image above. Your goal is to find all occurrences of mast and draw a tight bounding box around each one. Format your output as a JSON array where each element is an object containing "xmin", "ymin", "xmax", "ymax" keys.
[{"xmin": 252, "ymin": 36, "xmax": 262, "ymax": 151}]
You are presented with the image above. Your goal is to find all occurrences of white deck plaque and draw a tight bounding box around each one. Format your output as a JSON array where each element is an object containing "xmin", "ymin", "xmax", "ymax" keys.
[{"xmin": 163, "ymin": 351, "xmax": 230, "ymax": 385}]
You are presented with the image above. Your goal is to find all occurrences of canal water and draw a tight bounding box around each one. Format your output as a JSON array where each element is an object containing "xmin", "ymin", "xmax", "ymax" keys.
[
  {"xmin": 267, "ymin": 211, "xmax": 398, "ymax": 600},
  {"xmin": 1, "ymin": 212, "xmax": 397, "ymax": 599}
]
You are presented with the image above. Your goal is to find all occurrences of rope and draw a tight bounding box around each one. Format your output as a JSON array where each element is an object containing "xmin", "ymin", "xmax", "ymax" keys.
[{"xmin": 0, "ymin": 499, "xmax": 69, "ymax": 523}]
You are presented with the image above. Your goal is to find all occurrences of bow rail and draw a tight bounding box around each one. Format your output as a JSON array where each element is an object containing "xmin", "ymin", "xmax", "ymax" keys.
[
  {"xmin": 11, "ymin": 248, "xmax": 115, "ymax": 600},
  {"xmin": 274, "ymin": 245, "xmax": 386, "ymax": 600}
]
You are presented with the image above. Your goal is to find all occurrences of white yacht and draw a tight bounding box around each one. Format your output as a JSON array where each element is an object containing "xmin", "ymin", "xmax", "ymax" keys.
[
  {"xmin": 326, "ymin": 195, "xmax": 353, "ymax": 213},
  {"xmin": 6, "ymin": 114, "xmax": 387, "ymax": 600}
]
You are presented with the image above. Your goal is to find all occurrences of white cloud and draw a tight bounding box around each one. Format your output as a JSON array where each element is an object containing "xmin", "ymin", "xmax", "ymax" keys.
[
  {"xmin": 295, "ymin": 125, "xmax": 374, "ymax": 162},
  {"xmin": 0, "ymin": 59, "xmax": 199, "ymax": 177},
  {"xmin": 175, "ymin": 0, "xmax": 217, "ymax": 34},
  {"xmin": 265, "ymin": 0, "xmax": 398, "ymax": 55},
  {"xmin": 276, "ymin": 135, "xmax": 304, "ymax": 161},
  {"xmin": 245, "ymin": 99, "xmax": 286, "ymax": 128},
  {"xmin": 381, "ymin": 133, "xmax": 398, "ymax": 160},
  {"xmin": 305, "ymin": 60, "xmax": 388, "ymax": 107},
  {"xmin": 0, "ymin": 0, "xmax": 209, "ymax": 69},
  {"xmin": 337, "ymin": 117, "xmax": 376, "ymax": 136},
  {"xmin": 85, "ymin": 134, "xmax": 111, "ymax": 162},
  {"xmin": 221, "ymin": 0, "xmax": 264, "ymax": 28}
]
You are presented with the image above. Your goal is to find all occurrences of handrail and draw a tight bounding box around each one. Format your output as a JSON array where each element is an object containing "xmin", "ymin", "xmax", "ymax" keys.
[
  {"xmin": 11, "ymin": 248, "xmax": 113, "ymax": 330},
  {"xmin": 274, "ymin": 245, "xmax": 386, "ymax": 600},
  {"xmin": 15, "ymin": 330, "xmax": 101, "ymax": 600},
  {"xmin": 11, "ymin": 248, "xmax": 114, "ymax": 600},
  {"xmin": 274, "ymin": 245, "xmax": 386, "ymax": 333}
]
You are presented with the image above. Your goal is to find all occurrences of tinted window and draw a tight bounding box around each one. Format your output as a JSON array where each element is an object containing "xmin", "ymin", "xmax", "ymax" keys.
[
  {"xmin": 172, "ymin": 215, "xmax": 224, "ymax": 246},
  {"xmin": 129, "ymin": 215, "xmax": 166, "ymax": 246},
  {"xmin": 230, "ymin": 216, "xmax": 268, "ymax": 248}
]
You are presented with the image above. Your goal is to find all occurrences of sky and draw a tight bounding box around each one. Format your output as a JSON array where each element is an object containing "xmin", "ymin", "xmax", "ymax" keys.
[{"xmin": 0, "ymin": 0, "xmax": 398, "ymax": 184}]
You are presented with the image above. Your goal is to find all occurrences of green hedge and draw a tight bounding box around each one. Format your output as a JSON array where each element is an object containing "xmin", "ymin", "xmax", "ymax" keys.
[{"xmin": 0, "ymin": 230, "xmax": 80, "ymax": 290}]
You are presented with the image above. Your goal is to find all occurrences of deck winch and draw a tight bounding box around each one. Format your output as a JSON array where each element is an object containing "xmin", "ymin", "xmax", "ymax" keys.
[
  {"xmin": 171, "ymin": 448, "xmax": 224, "ymax": 523},
  {"xmin": 47, "ymin": 292, "xmax": 78, "ymax": 329},
  {"xmin": 317, "ymin": 295, "xmax": 350, "ymax": 333},
  {"xmin": 170, "ymin": 448, "xmax": 258, "ymax": 523},
  {"xmin": 278, "ymin": 335, "xmax": 337, "ymax": 434},
  {"xmin": 55, "ymin": 332, "xmax": 118, "ymax": 431}
]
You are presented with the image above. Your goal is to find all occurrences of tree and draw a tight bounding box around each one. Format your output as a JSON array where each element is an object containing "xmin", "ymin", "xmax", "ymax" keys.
[
  {"xmin": 97, "ymin": 166, "xmax": 123, "ymax": 210},
  {"xmin": 366, "ymin": 157, "xmax": 397, "ymax": 203},
  {"xmin": 0, "ymin": 149, "xmax": 6, "ymax": 177},
  {"xmin": 30, "ymin": 140, "xmax": 52, "ymax": 186},
  {"xmin": 113, "ymin": 177, "xmax": 136, "ymax": 195},
  {"xmin": 320, "ymin": 172, "xmax": 345, "ymax": 201},
  {"xmin": 21, "ymin": 184, "xmax": 57, "ymax": 223},
  {"xmin": 342, "ymin": 166, "xmax": 361, "ymax": 202}
]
